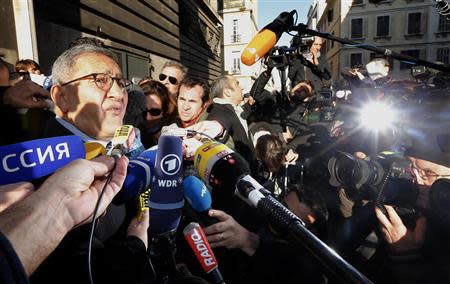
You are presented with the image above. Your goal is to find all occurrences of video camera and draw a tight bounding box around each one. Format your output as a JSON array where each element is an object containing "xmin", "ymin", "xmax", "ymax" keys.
[{"xmin": 266, "ymin": 46, "xmax": 297, "ymax": 69}]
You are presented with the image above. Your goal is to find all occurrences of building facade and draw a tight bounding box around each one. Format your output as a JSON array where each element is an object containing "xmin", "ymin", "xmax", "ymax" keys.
[
  {"xmin": 313, "ymin": 0, "xmax": 450, "ymax": 81},
  {"xmin": 221, "ymin": 0, "xmax": 259, "ymax": 93},
  {"xmin": 0, "ymin": 0, "xmax": 223, "ymax": 83}
]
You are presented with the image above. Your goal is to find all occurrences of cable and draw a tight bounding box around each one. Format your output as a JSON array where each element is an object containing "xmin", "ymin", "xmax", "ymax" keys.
[{"xmin": 88, "ymin": 166, "xmax": 115, "ymax": 284}]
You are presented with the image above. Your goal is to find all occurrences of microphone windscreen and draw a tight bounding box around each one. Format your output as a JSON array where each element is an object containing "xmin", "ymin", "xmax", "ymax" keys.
[
  {"xmin": 241, "ymin": 29, "xmax": 277, "ymax": 66},
  {"xmin": 84, "ymin": 142, "xmax": 106, "ymax": 160},
  {"xmin": 194, "ymin": 141, "xmax": 250, "ymax": 190},
  {"xmin": 183, "ymin": 176, "xmax": 212, "ymax": 212},
  {"xmin": 150, "ymin": 135, "xmax": 184, "ymax": 234},
  {"xmin": 0, "ymin": 136, "xmax": 85, "ymax": 185}
]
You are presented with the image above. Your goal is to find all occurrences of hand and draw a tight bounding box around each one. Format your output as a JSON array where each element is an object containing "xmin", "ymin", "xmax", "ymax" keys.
[
  {"xmin": 3, "ymin": 79, "xmax": 50, "ymax": 109},
  {"xmin": 127, "ymin": 209, "xmax": 150, "ymax": 249},
  {"xmin": 375, "ymin": 205, "xmax": 427, "ymax": 253},
  {"xmin": 203, "ymin": 209, "xmax": 260, "ymax": 256},
  {"xmin": 187, "ymin": 120, "xmax": 224, "ymax": 140},
  {"xmin": 183, "ymin": 137, "xmax": 203, "ymax": 160},
  {"xmin": 0, "ymin": 182, "xmax": 34, "ymax": 212},
  {"xmin": 284, "ymin": 149, "xmax": 298, "ymax": 165},
  {"xmin": 37, "ymin": 155, "xmax": 128, "ymax": 229}
]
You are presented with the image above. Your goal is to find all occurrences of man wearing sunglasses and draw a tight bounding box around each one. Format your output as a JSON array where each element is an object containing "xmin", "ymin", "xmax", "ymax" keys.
[{"xmin": 158, "ymin": 61, "xmax": 188, "ymax": 101}]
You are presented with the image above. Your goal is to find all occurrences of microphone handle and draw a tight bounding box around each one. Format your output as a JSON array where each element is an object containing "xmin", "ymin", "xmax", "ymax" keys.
[{"xmin": 183, "ymin": 203, "xmax": 218, "ymax": 227}]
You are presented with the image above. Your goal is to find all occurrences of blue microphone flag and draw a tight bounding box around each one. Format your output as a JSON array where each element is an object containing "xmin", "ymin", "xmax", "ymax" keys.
[
  {"xmin": 149, "ymin": 135, "xmax": 184, "ymax": 234},
  {"xmin": 0, "ymin": 136, "xmax": 85, "ymax": 185}
]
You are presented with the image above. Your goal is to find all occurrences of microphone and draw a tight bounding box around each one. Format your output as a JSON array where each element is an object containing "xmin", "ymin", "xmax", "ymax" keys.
[
  {"xmin": 241, "ymin": 10, "xmax": 295, "ymax": 66},
  {"xmin": 183, "ymin": 222, "xmax": 225, "ymax": 284},
  {"xmin": 436, "ymin": 0, "xmax": 450, "ymax": 20},
  {"xmin": 29, "ymin": 73, "xmax": 53, "ymax": 91},
  {"xmin": 107, "ymin": 125, "xmax": 136, "ymax": 158},
  {"xmin": 0, "ymin": 135, "xmax": 86, "ymax": 185},
  {"xmin": 84, "ymin": 142, "xmax": 106, "ymax": 160},
  {"xmin": 183, "ymin": 176, "xmax": 218, "ymax": 226},
  {"xmin": 193, "ymin": 141, "xmax": 250, "ymax": 190},
  {"xmin": 160, "ymin": 126, "xmax": 196, "ymax": 137},
  {"xmin": 149, "ymin": 135, "xmax": 184, "ymax": 234},
  {"xmin": 113, "ymin": 149, "xmax": 156, "ymax": 204}
]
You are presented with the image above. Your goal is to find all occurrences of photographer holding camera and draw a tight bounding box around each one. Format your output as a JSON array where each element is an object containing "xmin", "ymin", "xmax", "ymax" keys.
[{"xmin": 288, "ymin": 37, "xmax": 331, "ymax": 91}]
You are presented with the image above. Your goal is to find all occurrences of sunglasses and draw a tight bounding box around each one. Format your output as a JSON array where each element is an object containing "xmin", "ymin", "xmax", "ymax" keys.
[
  {"xmin": 159, "ymin": 73, "xmax": 178, "ymax": 85},
  {"xmin": 144, "ymin": 108, "xmax": 162, "ymax": 116}
]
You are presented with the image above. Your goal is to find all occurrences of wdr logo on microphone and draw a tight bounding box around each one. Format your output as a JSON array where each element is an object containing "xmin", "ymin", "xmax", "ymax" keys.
[{"xmin": 160, "ymin": 154, "xmax": 181, "ymax": 176}]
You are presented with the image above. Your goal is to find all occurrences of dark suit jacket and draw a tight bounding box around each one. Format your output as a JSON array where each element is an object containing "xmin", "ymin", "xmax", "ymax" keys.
[{"xmin": 206, "ymin": 102, "xmax": 256, "ymax": 168}]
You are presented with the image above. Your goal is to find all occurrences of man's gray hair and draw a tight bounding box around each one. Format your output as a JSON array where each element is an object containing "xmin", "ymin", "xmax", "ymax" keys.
[
  {"xmin": 162, "ymin": 60, "xmax": 188, "ymax": 77},
  {"xmin": 210, "ymin": 75, "xmax": 231, "ymax": 99},
  {"xmin": 52, "ymin": 44, "xmax": 118, "ymax": 85}
]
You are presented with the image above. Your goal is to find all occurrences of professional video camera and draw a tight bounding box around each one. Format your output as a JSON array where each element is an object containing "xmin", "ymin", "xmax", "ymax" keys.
[{"xmin": 266, "ymin": 46, "xmax": 296, "ymax": 69}]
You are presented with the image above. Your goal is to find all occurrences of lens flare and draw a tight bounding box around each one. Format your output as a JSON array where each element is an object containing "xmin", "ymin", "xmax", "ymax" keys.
[{"xmin": 360, "ymin": 101, "xmax": 396, "ymax": 131}]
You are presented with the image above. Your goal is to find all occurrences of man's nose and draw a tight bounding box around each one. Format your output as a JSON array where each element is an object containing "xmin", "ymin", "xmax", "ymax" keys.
[{"xmin": 108, "ymin": 81, "xmax": 126, "ymax": 100}]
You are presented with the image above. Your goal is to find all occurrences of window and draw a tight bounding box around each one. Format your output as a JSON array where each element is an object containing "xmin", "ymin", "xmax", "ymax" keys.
[
  {"xmin": 437, "ymin": 48, "xmax": 450, "ymax": 64},
  {"xmin": 376, "ymin": 15, "xmax": 390, "ymax": 37},
  {"xmin": 350, "ymin": 53, "xmax": 363, "ymax": 68},
  {"xmin": 232, "ymin": 57, "xmax": 241, "ymax": 74},
  {"xmin": 353, "ymin": 0, "xmax": 363, "ymax": 5},
  {"xmin": 400, "ymin": 50, "xmax": 420, "ymax": 69},
  {"xmin": 327, "ymin": 9, "xmax": 334, "ymax": 23},
  {"xmin": 231, "ymin": 19, "xmax": 240, "ymax": 43},
  {"xmin": 331, "ymin": 32, "xmax": 335, "ymax": 48},
  {"xmin": 438, "ymin": 15, "xmax": 450, "ymax": 32},
  {"xmin": 351, "ymin": 18, "xmax": 363, "ymax": 39},
  {"xmin": 407, "ymin": 13, "xmax": 422, "ymax": 35}
]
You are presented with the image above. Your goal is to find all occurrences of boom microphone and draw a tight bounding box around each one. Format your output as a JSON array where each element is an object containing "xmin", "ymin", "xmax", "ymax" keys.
[
  {"xmin": 241, "ymin": 10, "xmax": 295, "ymax": 66},
  {"xmin": 235, "ymin": 175, "xmax": 373, "ymax": 284},
  {"xmin": 0, "ymin": 136, "xmax": 86, "ymax": 185},
  {"xmin": 183, "ymin": 222, "xmax": 225, "ymax": 284}
]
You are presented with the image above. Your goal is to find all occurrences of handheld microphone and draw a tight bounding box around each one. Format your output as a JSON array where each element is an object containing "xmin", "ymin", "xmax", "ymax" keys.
[
  {"xmin": 241, "ymin": 10, "xmax": 295, "ymax": 66},
  {"xmin": 183, "ymin": 222, "xmax": 225, "ymax": 284},
  {"xmin": 113, "ymin": 149, "xmax": 156, "ymax": 204},
  {"xmin": 29, "ymin": 73, "xmax": 53, "ymax": 91},
  {"xmin": 0, "ymin": 135, "xmax": 85, "ymax": 185},
  {"xmin": 183, "ymin": 176, "xmax": 218, "ymax": 226},
  {"xmin": 193, "ymin": 141, "xmax": 250, "ymax": 190},
  {"xmin": 161, "ymin": 126, "xmax": 196, "ymax": 137},
  {"xmin": 84, "ymin": 142, "xmax": 106, "ymax": 160},
  {"xmin": 108, "ymin": 125, "xmax": 136, "ymax": 158},
  {"xmin": 149, "ymin": 135, "xmax": 184, "ymax": 234}
]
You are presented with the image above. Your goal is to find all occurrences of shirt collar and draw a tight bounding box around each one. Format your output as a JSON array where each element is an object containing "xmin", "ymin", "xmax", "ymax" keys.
[{"xmin": 55, "ymin": 116, "xmax": 108, "ymax": 146}]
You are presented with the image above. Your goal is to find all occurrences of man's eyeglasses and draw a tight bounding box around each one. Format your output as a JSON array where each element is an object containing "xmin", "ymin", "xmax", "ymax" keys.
[
  {"xmin": 61, "ymin": 73, "xmax": 132, "ymax": 92},
  {"xmin": 144, "ymin": 108, "xmax": 162, "ymax": 116},
  {"xmin": 159, "ymin": 73, "xmax": 178, "ymax": 85}
]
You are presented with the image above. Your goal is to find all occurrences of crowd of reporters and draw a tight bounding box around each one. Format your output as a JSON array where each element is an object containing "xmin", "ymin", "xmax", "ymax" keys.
[{"xmin": 0, "ymin": 34, "xmax": 449, "ymax": 284}]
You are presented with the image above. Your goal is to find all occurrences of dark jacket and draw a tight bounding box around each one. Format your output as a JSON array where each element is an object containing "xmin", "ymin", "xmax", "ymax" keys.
[
  {"xmin": 288, "ymin": 54, "xmax": 331, "ymax": 91},
  {"xmin": 206, "ymin": 102, "xmax": 256, "ymax": 169},
  {"xmin": 28, "ymin": 112, "xmax": 152, "ymax": 284}
]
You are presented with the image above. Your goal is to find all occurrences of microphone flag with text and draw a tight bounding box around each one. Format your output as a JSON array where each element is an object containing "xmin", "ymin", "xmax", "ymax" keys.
[
  {"xmin": 0, "ymin": 135, "xmax": 87, "ymax": 185},
  {"xmin": 149, "ymin": 135, "xmax": 184, "ymax": 234},
  {"xmin": 241, "ymin": 10, "xmax": 295, "ymax": 66},
  {"xmin": 183, "ymin": 222, "xmax": 225, "ymax": 284},
  {"xmin": 193, "ymin": 141, "xmax": 250, "ymax": 190}
]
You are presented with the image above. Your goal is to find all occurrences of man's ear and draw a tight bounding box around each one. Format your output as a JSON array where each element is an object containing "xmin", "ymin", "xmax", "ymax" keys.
[
  {"xmin": 51, "ymin": 85, "xmax": 68, "ymax": 113},
  {"xmin": 223, "ymin": 87, "xmax": 232, "ymax": 99}
]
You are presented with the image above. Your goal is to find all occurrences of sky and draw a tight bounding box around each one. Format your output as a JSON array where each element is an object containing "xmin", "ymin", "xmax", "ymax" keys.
[{"xmin": 257, "ymin": 0, "xmax": 313, "ymax": 47}]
